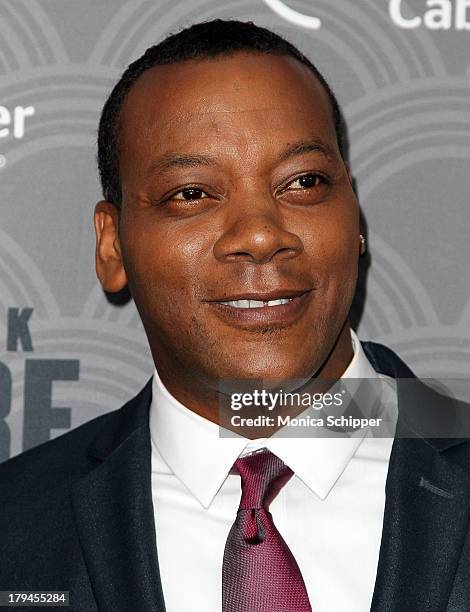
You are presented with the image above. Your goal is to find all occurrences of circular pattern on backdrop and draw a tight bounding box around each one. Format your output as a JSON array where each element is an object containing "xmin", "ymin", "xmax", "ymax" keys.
[{"xmin": 0, "ymin": 0, "xmax": 67, "ymax": 71}]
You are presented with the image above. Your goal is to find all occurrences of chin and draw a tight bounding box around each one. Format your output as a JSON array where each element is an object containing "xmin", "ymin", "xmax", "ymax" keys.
[{"xmin": 215, "ymin": 351, "xmax": 318, "ymax": 383}]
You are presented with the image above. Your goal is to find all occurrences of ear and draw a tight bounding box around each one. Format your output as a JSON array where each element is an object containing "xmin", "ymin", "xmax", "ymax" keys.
[{"xmin": 94, "ymin": 200, "xmax": 128, "ymax": 292}]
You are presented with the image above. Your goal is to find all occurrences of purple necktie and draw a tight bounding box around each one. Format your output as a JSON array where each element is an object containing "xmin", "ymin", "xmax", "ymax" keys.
[{"xmin": 222, "ymin": 449, "xmax": 312, "ymax": 612}]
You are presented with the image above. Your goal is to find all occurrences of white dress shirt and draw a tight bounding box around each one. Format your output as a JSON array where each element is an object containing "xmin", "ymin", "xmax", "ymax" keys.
[{"xmin": 149, "ymin": 330, "xmax": 397, "ymax": 612}]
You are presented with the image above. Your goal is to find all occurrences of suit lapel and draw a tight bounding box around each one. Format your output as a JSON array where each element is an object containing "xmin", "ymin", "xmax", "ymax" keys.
[
  {"xmin": 71, "ymin": 380, "xmax": 166, "ymax": 612},
  {"xmin": 363, "ymin": 342, "xmax": 470, "ymax": 611}
]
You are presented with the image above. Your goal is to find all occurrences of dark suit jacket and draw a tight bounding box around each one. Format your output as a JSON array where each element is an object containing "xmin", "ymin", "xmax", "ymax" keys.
[{"xmin": 1, "ymin": 341, "xmax": 470, "ymax": 612}]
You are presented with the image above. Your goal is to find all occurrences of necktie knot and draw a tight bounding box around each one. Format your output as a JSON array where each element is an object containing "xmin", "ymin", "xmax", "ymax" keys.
[{"xmin": 234, "ymin": 449, "xmax": 293, "ymax": 510}]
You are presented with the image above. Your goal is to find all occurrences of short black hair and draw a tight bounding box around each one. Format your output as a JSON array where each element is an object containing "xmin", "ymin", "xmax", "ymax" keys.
[{"xmin": 97, "ymin": 19, "xmax": 344, "ymax": 207}]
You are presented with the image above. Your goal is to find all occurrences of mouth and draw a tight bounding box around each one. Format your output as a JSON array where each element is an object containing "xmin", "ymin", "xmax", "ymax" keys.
[{"xmin": 205, "ymin": 289, "xmax": 312, "ymax": 328}]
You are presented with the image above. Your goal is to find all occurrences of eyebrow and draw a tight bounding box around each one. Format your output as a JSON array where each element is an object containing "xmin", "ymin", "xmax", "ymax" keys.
[
  {"xmin": 147, "ymin": 153, "xmax": 216, "ymax": 175},
  {"xmin": 278, "ymin": 139, "xmax": 336, "ymax": 163}
]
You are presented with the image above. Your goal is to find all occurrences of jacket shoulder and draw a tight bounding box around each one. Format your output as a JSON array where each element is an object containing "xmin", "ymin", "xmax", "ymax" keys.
[
  {"xmin": 0, "ymin": 379, "xmax": 152, "ymax": 503},
  {"xmin": 0, "ymin": 408, "xmax": 112, "ymax": 499}
]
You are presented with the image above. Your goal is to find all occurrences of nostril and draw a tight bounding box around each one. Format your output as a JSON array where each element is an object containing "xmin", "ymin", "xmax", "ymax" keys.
[
  {"xmin": 224, "ymin": 251, "xmax": 255, "ymax": 263},
  {"xmin": 221, "ymin": 246, "xmax": 301, "ymax": 265}
]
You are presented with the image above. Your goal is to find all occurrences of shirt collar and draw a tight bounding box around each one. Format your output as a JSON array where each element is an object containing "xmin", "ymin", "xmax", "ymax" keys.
[{"xmin": 149, "ymin": 329, "xmax": 388, "ymax": 507}]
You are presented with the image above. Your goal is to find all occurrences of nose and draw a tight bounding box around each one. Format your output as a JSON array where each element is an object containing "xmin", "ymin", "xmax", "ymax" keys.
[{"xmin": 213, "ymin": 202, "xmax": 304, "ymax": 265}]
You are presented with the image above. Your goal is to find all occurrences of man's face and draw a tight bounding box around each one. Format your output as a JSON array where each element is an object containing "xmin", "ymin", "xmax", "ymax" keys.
[{"xmin": 96, "ymin": 52, "xmax": 360, "ymax": 392}]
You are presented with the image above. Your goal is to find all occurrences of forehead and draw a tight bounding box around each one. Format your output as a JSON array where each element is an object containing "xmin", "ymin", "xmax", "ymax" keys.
[{"xmin": 119, "ymin": 52, "xmax": 337, "ymax": 170}]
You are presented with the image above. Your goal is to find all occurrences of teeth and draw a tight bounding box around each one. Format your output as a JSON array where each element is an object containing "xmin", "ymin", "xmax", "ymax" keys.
[
  {"xmin": 219, "ymin": 298, "xmax": 293, "ymax": 308},
  {"xmin": 234, "ymin": 299, "xmax": 250, "ymax": 308}
]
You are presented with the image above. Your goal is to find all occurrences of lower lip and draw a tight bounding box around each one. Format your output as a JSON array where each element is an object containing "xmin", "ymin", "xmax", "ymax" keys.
[{"xmin": 207, "ymin": 292, "xmax": 312, "ymax": 328}]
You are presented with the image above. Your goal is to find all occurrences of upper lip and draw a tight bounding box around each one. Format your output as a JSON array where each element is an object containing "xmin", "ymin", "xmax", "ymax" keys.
[{"xmin": 206, "ymin": 289, "xmax": 311, "ymax": 302}]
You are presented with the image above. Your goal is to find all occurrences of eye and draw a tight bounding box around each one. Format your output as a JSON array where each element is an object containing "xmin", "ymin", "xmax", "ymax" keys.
[
  {"xmin": 172, "ymin": 187, "xmax": 208, "ymax": 201},
  {"xmin": 286, "ymin": 173, "xmax": 328, "ymax": 190},
  {"xmin": 155, "ymin": 183, "xmax": 218, "ymax": 217}
]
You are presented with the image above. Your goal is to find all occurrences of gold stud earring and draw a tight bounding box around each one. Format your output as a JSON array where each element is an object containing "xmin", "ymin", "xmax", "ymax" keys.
[{"xmin": 359, "ymin": 234, "xmax": 366, "ymax": 255}]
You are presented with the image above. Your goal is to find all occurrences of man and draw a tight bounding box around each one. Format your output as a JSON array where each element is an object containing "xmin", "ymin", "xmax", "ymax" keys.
[{"xmin": 1, "ymin": 19, "xmax": 469, "ymax": 612}]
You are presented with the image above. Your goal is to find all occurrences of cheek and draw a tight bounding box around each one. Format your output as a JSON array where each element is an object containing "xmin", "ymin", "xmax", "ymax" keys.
[
  {"xmin": 325, "ymin": 235, "xmax": 359, "ymax": 314},
  {"xmin": 304, "ymin": 214, "xmax": 359, "ymax": 306},
  {"xmin": 120, "ymin": 221, "xmax": 210, "ymax": 322},
  {"xmin": 303, "ymin": 209, "xmax": 358, "ymax": 268}
]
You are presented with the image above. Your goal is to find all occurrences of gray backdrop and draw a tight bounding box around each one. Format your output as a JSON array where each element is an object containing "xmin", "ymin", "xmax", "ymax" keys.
[{"xmin": 1, "ymin": 0, "xmax": 469, "ymax": 462}]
